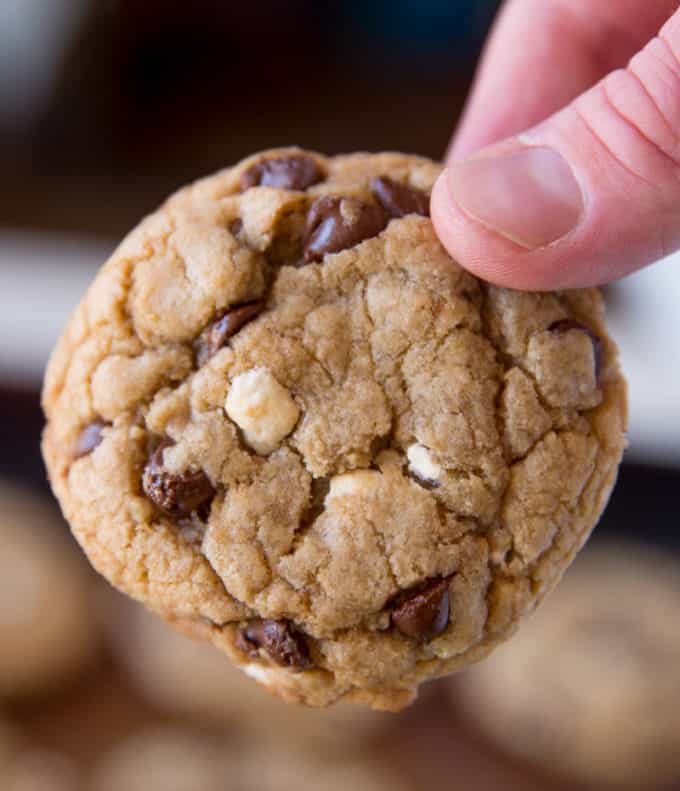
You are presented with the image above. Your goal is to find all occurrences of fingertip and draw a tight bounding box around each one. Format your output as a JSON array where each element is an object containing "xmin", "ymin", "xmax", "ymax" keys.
[
  {"xmin": 431, "ymin": 127, "xmax": 664, "ymax": 292},
  {"xmin": 430, "ymin": 168, "xmax": 535, "ymax": 290}
]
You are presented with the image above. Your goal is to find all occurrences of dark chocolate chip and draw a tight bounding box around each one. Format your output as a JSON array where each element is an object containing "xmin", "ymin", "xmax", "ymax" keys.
[
  {"xmin": 371, "ymin": 175, "xmax": 430, "ymax": 218},
  {"xmin": 409, "ymin": 473, "xmax": 441, "ymax": 491},
  {"xmin": 142, "ymin": 439, "xmax": 215, "ymax": 517},
  {"xmin": 304, "ymin": 196, "xmax": 388, "ymax": 263},
  {"xmin": 240, "ymin": 155, "xmax": 325, "ymax": 191},
  {"xmin": 391, "ymin": 577, "xmax": 451, "ymax": 641},
  {"xmin": 235, "ymin": 626, "xmax": 259, "ymax": 659},
  {"xmin": 549, "ymin": 319, "xmax": 603, "ymax": 381},
  {"xmin": 229, "ymin": 218, "xmax": 243, "ymax": 236},
  {"xmin": 237, "ymin": 619, "xmax": 312, "ymax": 670},
  {"xmin": 197, "ymin": 300, "xmax": 266, "ymax": 365},
  {"xmin": 73, "ymin": 419, "xmax": 109, "ymax": 459}
]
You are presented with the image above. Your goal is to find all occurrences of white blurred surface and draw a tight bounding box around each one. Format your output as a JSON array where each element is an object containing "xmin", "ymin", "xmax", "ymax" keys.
[
  {"xmin": 607, "ymin": 254, "xmax": 680, "ymax": 467},
  {"xmin": 0, "ymin": 231, "xmax": 113, "ymax": 386},
  {"xmin": 0, "ymin": 0, "xmax": 89, "ymax": 130},
  {"xmin": 0, "ymin": 230, "xmax": 678, "ymax": 466}
]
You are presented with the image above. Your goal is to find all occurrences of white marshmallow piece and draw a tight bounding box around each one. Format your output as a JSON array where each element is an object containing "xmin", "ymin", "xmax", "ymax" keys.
[
  {"xmin": 243, "ymin": 663, "xmax": 280, "ymax": 687},
  {"xmin": 407, "ymin": 443, "xmax": 442, "ymax": 483},
  {"xmin": 326, "ymin": 470, "xmax": 380, "ymax": 502},
  {"xmin": 225, "ymin": 367, "xmax": 299, "ymax": 454}
]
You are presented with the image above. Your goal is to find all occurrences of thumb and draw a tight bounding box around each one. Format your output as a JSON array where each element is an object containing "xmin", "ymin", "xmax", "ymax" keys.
[{"xmin": 432, "ymin": 11, "xmax": 680, "ymax": 290}]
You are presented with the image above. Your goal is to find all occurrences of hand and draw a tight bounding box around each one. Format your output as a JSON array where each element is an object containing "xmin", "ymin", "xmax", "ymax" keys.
[{"xmin": 431, "ymin": 0, "xmax": 680, "ymax": 289}]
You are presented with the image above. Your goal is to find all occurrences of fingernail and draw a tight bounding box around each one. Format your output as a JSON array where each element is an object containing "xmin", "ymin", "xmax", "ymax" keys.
[{"xmin": 448, "ymin": 146, "xmax": 583, "ymax": 249}]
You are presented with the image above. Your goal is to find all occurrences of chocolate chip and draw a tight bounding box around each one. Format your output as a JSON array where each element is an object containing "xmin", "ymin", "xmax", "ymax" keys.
[
  {"xmin": 240, "ymin": 155, "xmax": 325, "ymax": 191},
  {"xmin": 391, "ymin": 577, "xmax": 451, "ymax": 641},
  {"xmin": 549, "ymin": 319, "xmax": 603, "ymax": 381},
  {"xmin": 142, "ymin": 439, "xmax": 215, "ymax": 517},
  {"xmin": 235, "ymin": 627, "xmax": 257, "ymax": 658},
  {"xmin": 371, "ymin": 176, "xmax": 430, "ymax": 218},
  {"xmin": 73, "ymin": 419, "xmax": 109, "ymax": 459},
  {"xmin": 197, "ymin": 300, "xmax": 266, "ymax": 365},
  {"xmin": 304, "ymin": 196, "xmax": 388, "ymax": 262},
  {"xmin": 237, "ymin": 619, "xmax": 312, "ymax": 670},
  {"xmin": 229, "ymin": 218, "xmax": 243, "ymax": 236},
  {"xmin": 409, "ymin": 474, "xmax": 441, "ymax": 491}
]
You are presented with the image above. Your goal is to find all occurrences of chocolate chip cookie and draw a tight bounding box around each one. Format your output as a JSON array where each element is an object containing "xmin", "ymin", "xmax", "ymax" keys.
[
  {"xmin": 455, "ymin": 542, "xmax": 680, "ymax": 789},
  {"xmin": 0, "ymin": 482, "xmax": 99, "ymax": 699},
  {"xmin": 42, "ymin": 148, "xmax": 627, "ymax": 710}
]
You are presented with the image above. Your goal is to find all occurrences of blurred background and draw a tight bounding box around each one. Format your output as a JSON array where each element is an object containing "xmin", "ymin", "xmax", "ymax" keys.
[{"xmin": 1, "ymin": 1, "xmax": 679, "ymax": 789}]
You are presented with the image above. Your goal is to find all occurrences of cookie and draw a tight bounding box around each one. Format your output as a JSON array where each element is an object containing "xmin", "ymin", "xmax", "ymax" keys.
[
  {"xmin": 111, "ymin": 600, "xmax": 387, "ymax": 751},
  {"xmin": 0, "ymin": 481, "xmax": 99, "ymax": 699},
  {"xmin": 42, "ymin": 147, "xmax": 627, "ymax": 710},
  {"xmin": 6, "ymin": 749, "xmax": 82, "ymax": 791},
  {"xmin": 92, "ymin": 727, "xmax": 402, "ymax": 791},
  {"xmin": 238, "ymin": 747, "xmax": 405, "ymax": 791},
  {"xmin": 455, "ymin": 542, "xmax": 680, "ymax": 788},
  {"xmin": 90, "ymin": 728, "xmax": 230, "ymax": 791},
  {"xmin": 0, "ymin": 719, "xmax": 82, "ymax": 791},
  {"xmin": 0, "ymin": 717, "xmax": 17, "ymax": 775}
]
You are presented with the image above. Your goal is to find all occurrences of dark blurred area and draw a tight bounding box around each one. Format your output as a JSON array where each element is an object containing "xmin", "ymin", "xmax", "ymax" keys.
[
  {"xmin": 0, "ymin": 0, "xmax": 498, "ymax": 236},
  {"xmin": 1, "ymin": 3, "xmax": 680, "ymax": 790}
]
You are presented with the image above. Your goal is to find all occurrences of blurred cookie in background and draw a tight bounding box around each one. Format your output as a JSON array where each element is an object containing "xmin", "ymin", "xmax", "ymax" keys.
[
  {"xmin": 91, "ymin": 727, "xmax": 231, "ymax": 791},
  {"xmin": 7, "ymin": 747, "xmax": 83, "ymax": 791},
  {"xmin": 453, "ymin": 541, "xmax": 680, "ymax": 789},
  {"xmin": 92, "ymin": 726, "xmax": 405, "ymax": 791},
  {"xmin": 0, "ymin": 481, "xmax": 100, "ymax": 699},
  {"xmin": 238, "ymin": 746, "xmax": 408, "ymax": 791},
  {"xmin": 0, "ymin": 716, "xmax": 18, "ymax": 774},
  {"xmin": 0, "ymin": 717, "xmax": 83, "ymax": 791},
  {"xmin": 108, "ymin": 600, "xmax": 390, "ymax": 754}
]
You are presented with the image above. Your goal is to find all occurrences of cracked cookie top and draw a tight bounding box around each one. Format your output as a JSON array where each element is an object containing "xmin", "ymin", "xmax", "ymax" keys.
[{"xmin": 42, "ymin": 148, "xmax": 627, "ymax": 710}]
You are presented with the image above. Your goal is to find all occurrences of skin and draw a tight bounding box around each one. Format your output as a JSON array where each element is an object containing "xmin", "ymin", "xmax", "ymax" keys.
[{"xmin": 431, "ymin": 0, "xmax": 680, "ymax": 289}]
